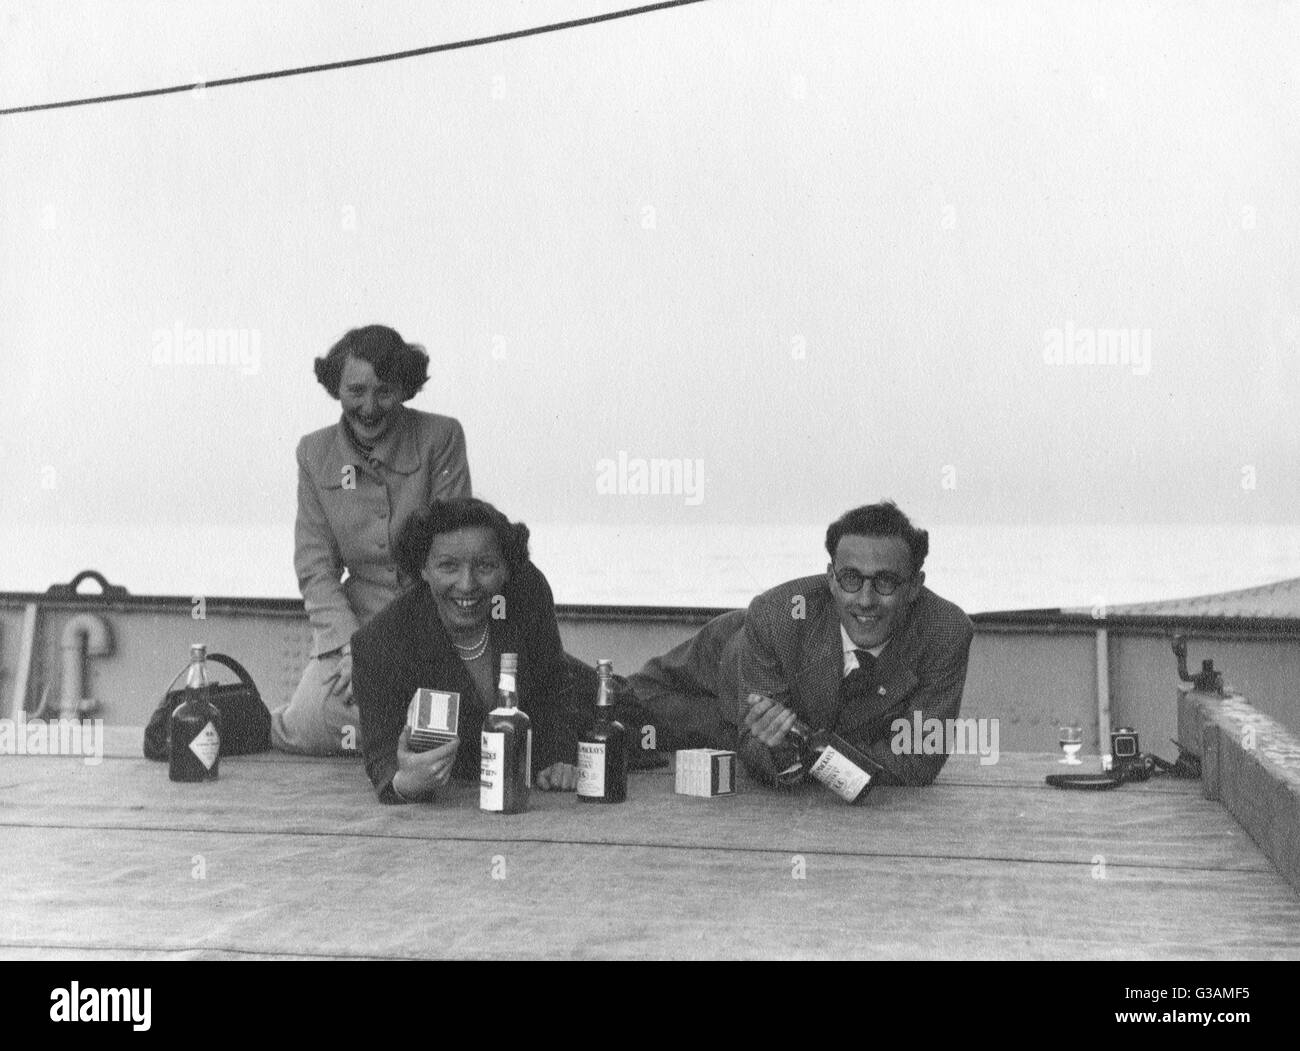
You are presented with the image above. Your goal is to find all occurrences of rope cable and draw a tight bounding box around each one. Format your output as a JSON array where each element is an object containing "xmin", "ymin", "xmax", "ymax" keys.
[{"xmin": 0, "ymin": 0, "xmax": 711, "ymax": 117}]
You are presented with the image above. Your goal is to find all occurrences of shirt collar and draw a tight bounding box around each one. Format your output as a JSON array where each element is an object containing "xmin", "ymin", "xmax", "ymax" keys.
[
  {"xmin": 841, "ymin": 623, "xmax": 887, "ymax": 674},
  {"xmin": 335, "ymin": 406, "xmax": 419, "ymax": 473}
]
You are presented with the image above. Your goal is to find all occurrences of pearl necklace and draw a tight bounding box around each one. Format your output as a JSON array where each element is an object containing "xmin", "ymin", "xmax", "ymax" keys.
[{"xmin": 451, "ymin": 625, "xmax": 489, "ymax": 661}]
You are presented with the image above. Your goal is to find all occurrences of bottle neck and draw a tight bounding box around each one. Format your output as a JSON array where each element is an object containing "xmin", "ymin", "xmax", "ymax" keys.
[
  {"xmin": 185, "ymin": 657, "xmax": 209, "ymax": 690},
  {"xmin": 595, "ymin": 674, "xmax": 614, "ymax": 709},
  {"xmin": 497, "ymin": 672, "xmax": 517, "ymax": 707},
  {"xmin": 787, "ymin": 714, "xmax": 814, "ymax": 741}
]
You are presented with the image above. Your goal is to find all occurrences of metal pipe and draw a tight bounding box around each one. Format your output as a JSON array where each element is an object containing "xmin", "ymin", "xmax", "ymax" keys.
[
  {"xmin": 10, "ymin": 603, "xmax": 39, "ymax": 718},
  {"xmin": 59, "ymin": 612, "xmax": 113, "ymax": 718},
  {"xmin": 1096, "ymin": 627, "xmax": 1112, "ymax": 765}
]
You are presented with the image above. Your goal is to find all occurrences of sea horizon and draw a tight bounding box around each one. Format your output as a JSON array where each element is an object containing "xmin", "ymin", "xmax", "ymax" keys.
[{"xmin": 2, "ymin": 519, "xmax": 1298, "ymax": 615}]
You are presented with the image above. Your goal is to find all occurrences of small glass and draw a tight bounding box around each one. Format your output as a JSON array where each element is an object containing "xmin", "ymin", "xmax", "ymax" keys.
[{"xmin": 1058, "ymin": 723, "xmax": 1083, "ymax": 765}]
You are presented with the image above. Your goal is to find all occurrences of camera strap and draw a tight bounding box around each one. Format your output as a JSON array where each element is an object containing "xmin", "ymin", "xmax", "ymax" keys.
[
  {"xmin": 1045, "ymin": 741, "xmax": 1200, "ymax": 791},
  {"xmin": 1045, "ymin": 772, "xmax": 1126, "ymax": 790},
  {"xmin": 1046, "ymin": 757, "xmax": 1152, "ymax": 790}
]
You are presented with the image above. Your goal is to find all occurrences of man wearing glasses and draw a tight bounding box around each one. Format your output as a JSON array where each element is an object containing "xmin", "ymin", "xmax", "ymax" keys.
[{"xmin": 626, "ymin": 501, "xmax": 974, "ymax": 786}]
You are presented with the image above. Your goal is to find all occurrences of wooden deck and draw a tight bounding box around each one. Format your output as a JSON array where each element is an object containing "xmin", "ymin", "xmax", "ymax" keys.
[{"xmin": 2, "ymin": 729, "xmax": 1298, "ymax": 960}]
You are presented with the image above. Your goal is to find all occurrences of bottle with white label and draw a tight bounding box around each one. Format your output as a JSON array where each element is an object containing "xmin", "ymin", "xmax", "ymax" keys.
[
  {"xmin": 480, "ymin": 653, "xmax": 531, "ymax": 813},
  {"xmin": 577, "ymin": 659, "xmax": 627, "ymax": 804},
  {"xmin": 780, "ymin": 716, "xmax": 880, "ymax": 803},
  {"xmin": 169, "ymin": 643, "xmax": 222, "ymax": 782}
]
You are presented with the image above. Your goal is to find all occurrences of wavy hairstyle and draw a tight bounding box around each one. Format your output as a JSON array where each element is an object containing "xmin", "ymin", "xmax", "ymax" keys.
[
  {"xmin": 825, "ymin": 500, "xmax": 930, "ymax": 576},
  {"xmin": 395, "ymin": 497, "xmax": 531, "ymax": 579},
  {"xmin": 313, "ymin": 324, "xmax": 430, "ymax": 400}
]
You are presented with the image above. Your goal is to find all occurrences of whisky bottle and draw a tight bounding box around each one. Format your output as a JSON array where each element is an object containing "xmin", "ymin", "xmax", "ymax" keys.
[
  {"xmin": 481, "ymin": 653, "xmax": 531, "ymax": 813},
  {"xmin": 778, "ymin": 716, "xmax": 881, "ymax": 803},
  {"xmin": 577, "ymin": 659, "xmax": 627, "ymax": 803},
  {"xmin": 169, "ymin": 643, "xmax": 222, "ymax": 782}
]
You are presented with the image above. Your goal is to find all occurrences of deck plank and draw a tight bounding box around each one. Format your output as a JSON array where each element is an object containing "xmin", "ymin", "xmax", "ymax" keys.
[{"xmin": 1, "ymin": 746, "xmax": 1298, "ymax": 959}]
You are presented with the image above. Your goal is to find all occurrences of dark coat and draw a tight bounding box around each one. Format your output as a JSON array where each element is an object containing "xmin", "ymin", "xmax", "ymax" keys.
[
  {"xmin": 351, "ymin": 561, "xmax": 573, "ymax": 802},
  {"xmin": 629, "ymin": 575, "xmax": 974, "ymax": 785},
  {"xmin": 732, "ymin": 575, "xmax": 975, "ymax": 785}
]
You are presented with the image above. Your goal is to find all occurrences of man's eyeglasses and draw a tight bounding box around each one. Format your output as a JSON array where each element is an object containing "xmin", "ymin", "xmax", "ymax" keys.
[{"xmin": 833, "ymin": 568, "xmax": 910, "ymax": 596}]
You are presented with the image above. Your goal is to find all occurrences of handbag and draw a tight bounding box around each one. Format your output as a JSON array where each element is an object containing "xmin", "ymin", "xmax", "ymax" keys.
[{"xmin": 143, "ymin": 652, "xmax": 272, "ymax": 760}]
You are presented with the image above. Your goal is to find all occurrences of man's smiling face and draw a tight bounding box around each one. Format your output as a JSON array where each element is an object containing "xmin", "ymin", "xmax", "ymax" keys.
[{"xmin": 827, "ymin": 533, "xmax": 924, "ymax": 649}]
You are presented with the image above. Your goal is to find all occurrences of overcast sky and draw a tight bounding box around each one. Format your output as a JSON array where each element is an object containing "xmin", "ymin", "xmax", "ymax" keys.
[{"xmin": 3, "ymin": 0, "xmax": 1298, "ymax": 549}]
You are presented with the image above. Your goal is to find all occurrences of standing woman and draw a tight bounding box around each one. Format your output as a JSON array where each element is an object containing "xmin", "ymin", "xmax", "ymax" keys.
[{"xmin": 272, "ymin": 324, "xmax": 471, "ymax": 755}]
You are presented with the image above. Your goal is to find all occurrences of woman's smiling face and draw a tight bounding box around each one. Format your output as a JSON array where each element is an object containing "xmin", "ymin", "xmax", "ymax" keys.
[
  {"xmin": 339, "ymin": 355, "xmax": 401, "ymax": 444},
  {"xmin": 421, "ymin": 527, "xmax": 509, "ymax": 636}
]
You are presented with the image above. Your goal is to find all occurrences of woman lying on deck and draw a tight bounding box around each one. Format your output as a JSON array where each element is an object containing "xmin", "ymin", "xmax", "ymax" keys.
[{"xmin": 351, "ymin": 497, "xmax": 580, "ymax": 803}]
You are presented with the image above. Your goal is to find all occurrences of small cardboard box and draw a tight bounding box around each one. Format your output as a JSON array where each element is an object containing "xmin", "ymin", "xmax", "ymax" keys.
[
  {"xmin": 675, "ymin": 749, "xmax": 737, "ymax": 797},
  {"xmin": 406, "ymin": 689, "xmax": 460, "ymax": 752}
]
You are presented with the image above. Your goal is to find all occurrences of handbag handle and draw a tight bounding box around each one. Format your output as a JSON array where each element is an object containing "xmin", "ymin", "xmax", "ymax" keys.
[{"xmin": 161, "ymin": 652, "xmax": 259, "ymax": 697}]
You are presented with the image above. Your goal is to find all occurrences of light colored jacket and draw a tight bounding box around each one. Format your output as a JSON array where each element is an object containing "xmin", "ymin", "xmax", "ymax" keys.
[{"xmin": 294, "ymin": 407, "xmax": 471, "ymax": 657}]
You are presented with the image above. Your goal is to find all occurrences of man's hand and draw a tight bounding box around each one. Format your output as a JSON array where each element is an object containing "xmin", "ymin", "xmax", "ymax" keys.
[
  {"xmin": 743, "ymin": 693, "xmax": 797, "ymax": 747},
  {"xmin": 393, "ymin": 727, "xmax": 459, "ymax": 800},
  {"xmin": 322, "ymin": 650, "xmax": 354, "ymax": 704},
  {"xmin": 536, "ymin": 762, "xmax": 578, "ymax": 791}
]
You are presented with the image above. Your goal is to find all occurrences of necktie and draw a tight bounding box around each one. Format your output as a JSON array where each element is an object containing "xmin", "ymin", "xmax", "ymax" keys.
[{"xmin": 839, "ymin": 649, "xmax": 877, "ymax": 708}]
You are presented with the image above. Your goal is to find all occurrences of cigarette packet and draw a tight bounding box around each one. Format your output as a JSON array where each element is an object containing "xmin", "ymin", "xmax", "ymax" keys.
[
  {"xmin": 674, "ymin": 749, "xmax": 736, "ymax": 797},
  {"xmin": 406, "ymin": 689, "xmax": 460, "ymax": 752}
]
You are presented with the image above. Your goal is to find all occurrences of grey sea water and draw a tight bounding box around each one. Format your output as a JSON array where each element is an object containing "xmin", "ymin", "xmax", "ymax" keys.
[{"xmin": 3, "ymin": 521, "xmax": 1299, "ymax": 614}]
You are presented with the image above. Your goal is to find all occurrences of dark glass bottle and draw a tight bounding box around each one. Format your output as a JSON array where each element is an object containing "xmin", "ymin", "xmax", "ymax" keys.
[
  {"xmin": 577, "ymin": 659, "xmax": 627, "ymax": 804},
  {"xmin": 169, "ymin": 643, "xmax": 222, "ymax": 782},
  {"xmin": 776, "ymin": 716, "xmax": 879, "ymax": 803},
  {"xmin": 480, "ymin": 653, "xmax": 531, "ymax": 814}
]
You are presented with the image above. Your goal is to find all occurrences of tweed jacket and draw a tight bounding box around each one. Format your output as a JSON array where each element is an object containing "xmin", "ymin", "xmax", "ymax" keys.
[
  {"xmin": 351, "ymin": 562, "xmax": 574, "ymax": 803},
  {"xmin": 721, "ymin": 574, "xmax": 975, "ymax": 786},
  {"xmin": 294, "ymin": 406, "xmax": 471, "ymax": 657}
]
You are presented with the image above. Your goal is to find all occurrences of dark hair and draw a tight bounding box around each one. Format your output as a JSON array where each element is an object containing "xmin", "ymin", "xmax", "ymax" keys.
[
  {"xmin": 395, "ymin": 497, "xmax": 531, "ymax": 579},
  {"xmin": 313, "ymin": 324, "xmax": 430, "ymax": 400},
  {"xmin": 825, "ymin": 501, "xmax": 929, "ymax": 576}
]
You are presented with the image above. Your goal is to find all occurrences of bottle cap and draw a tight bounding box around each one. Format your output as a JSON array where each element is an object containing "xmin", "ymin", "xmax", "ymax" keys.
[
  {"xmin": 596, "ymin": 659, "xmax": 613, "ymax": 674},
  {"xmin": 190, "ymin": 643, "xmax": 207, "ymax": 660},
  {"xmin": 500, "ymin": 652, "xmax": 518, "ymax": 676}
]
